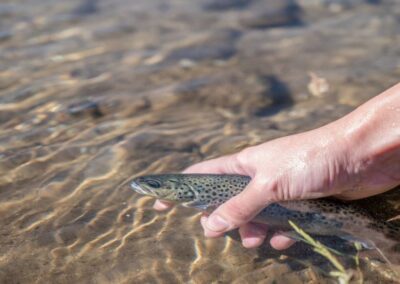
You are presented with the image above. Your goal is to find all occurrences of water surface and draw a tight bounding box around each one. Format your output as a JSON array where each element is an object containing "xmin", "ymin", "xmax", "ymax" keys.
[{"xmin": 0, "ymin": 0, "xmax": 400, "ymax": 283}]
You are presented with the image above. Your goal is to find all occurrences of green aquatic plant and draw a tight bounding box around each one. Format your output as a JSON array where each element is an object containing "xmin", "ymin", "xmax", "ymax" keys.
[
  {"xmin": 352, "ymin": 242, "xmax": 364, "ymax": 284},
  {"xmin": 289, "ymin": 220, "xmax": 360, "ymax": 284}
]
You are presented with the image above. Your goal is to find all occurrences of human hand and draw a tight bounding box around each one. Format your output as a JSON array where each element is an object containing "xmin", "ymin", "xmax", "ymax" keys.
[
  {"xmin": 155, "ymin": 126, "xmax": 353, "ymax": 249},
  {"xmin": 154, "ymin": 83, "xmax": 400, "ymax": 250}
]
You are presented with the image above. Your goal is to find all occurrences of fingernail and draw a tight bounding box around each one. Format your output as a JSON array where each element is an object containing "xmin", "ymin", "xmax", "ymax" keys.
[
  {"xmin": 242, "ymin": 237, "xmax": 263, "ymax": 248},
  {"xmin": 206, "ymin": 215, "xmax": 229, "ymax": 232},
  {"xmin": 153, "ymin": 200, "xmax": 170, "ymax": 211}
]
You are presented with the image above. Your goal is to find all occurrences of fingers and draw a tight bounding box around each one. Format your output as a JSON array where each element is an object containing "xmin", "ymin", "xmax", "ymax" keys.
[
  {"xmin": 270, "ymin": 234, "xmax": 296, "ymax": 250},
  {"xmin": 202, "ymin": 215, "xmax": 295, "ymax": 250},
  {"xmin": 184, "ymin": 152, "xmax": 273, "ymax": 249},
  {"xmin": 202, "ymin": 178, "xmax": 273, "ymax": 236},
  {"xmin": 239, "ymin": 223, "xmax": 268, "ymax": 248},
  {"xmin": 200, "ymin": 215, "xmax": 225, "ymax": 238},
  {"xmin": 153, "ymin": 200, "xmax": 174, "ymax": 211},
  {"xmin": 201, "ymin": 216, "xmax": 268, "ymax": 248}
]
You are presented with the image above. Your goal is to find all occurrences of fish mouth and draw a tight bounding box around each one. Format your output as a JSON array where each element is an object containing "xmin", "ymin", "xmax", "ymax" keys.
[{"xmin": 130, "ymin": 181, "xmax": 152, "ymax": 195}]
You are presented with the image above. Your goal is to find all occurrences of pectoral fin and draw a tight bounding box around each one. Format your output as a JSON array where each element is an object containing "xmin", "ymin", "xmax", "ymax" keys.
[{"xmin": 182, "ymin": 200, "xmax": 211, "ymax": 211}]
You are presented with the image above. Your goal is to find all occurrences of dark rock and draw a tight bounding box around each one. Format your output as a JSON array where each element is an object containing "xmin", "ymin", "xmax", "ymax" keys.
[
  {"xmin": 67, "ymin": 100, "xmax": 103, "ymax": 118},
  {"xmin": 175, "ymin": 72, "xmax": 287, "ymax": 115},
  {"xmin": 164, "ymin": 29, "xmax": 241, "ymax": 62},
  {"xmin": 255, "ymin": 76, "xmax": 293, "ymax": 117},
  {"xmin": 202, "ymin": 0, "xmax": 253, "ymax": 11},
  {"xmin": 72, "ymin": 0, "xmax": 98, "ymax": 16},
  {"xmin": 240, "ymin": 0, "xmax": 302, "ymax": 29},
  {"xmin": 165, "ymin": 43, "xmax": 236, "ymax": 62}
]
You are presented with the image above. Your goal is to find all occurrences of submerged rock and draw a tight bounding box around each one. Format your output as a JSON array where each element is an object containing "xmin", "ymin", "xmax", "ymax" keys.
[
  {"xmin": 72, "ymin": 0, "xmax": 98, "ymax": 16},
  {"xmin": 175, "ymin": 73, "xmax": 292, "ymax": 116},
  {"xmin": 164, "ymin": 29, "xmax": 241, "ymax": 62},
  {"xmin": 201, "ymin": 0, "xmax": 253, "ymax": 11},
  {"xmin": 240, "ymin": 0, "xmax": 302, "ymax": 29},
  {"xmin": 67, "ymin": 100, "xmax": 103, "ymax": 118}
]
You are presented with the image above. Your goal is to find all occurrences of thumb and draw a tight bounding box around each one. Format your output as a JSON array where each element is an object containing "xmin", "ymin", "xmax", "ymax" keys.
[{"xmin": 203, "ymin": 178, "xmax": 275, "ymax": 237}]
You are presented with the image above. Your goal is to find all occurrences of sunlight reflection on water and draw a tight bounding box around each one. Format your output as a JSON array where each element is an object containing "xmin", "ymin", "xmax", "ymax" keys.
[{"xmin": 0, "ymin": 0, "xmax": 399, "ymax": 283}]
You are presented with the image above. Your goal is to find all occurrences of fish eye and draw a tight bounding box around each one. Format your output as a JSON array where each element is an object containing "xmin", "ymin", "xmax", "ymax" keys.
[{"xmin": 146, "ymin": 179, "xmax": 161, "ymax": 188}]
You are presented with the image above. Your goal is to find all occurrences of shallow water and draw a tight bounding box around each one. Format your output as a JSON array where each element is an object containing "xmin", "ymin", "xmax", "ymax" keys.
[{"xmin": 0, "ymin": 0, "xmax": 400, "ymax": 283}]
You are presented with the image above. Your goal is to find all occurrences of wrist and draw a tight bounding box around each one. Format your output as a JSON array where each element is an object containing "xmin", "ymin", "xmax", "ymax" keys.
[{"xmin": 327, "ymin": 83, "xmax": 400, "ymax": 199}]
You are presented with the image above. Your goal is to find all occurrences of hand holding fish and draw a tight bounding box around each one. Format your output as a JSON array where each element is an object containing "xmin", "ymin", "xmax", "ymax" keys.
[{"xmin": 153, "ymin": 82, "xmax": 400, "ymax": 250}]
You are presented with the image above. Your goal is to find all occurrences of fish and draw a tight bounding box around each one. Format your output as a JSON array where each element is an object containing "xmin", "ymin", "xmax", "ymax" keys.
[{"xmin": 130, "ymin": 173, "xmax": 400, "ymax": 264}]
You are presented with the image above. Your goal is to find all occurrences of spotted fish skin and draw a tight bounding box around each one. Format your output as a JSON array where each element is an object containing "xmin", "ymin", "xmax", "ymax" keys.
[
  {"xmin": 130, "ymin": 173, "xmax": 400, "ymax": 263},
  {"xmin": 131, "ymin": 174, "xmax": 250, "ymax": 209}
]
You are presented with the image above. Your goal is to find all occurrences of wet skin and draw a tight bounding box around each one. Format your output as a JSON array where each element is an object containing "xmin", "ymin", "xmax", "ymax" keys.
[{"xmin": 154, "ymin": 82, "xmax": 400, "ymax": 250}]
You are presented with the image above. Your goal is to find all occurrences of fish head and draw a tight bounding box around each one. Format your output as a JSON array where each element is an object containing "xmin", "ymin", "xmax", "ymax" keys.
[{"xmin": 130, "ymin": 174, "xmax": 197, "ymax": 203}]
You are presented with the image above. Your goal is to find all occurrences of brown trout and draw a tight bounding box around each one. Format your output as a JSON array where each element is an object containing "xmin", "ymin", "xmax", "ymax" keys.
[{"xmin": 130, "ymin": 174, "xmax": 400, "ymax": 263}]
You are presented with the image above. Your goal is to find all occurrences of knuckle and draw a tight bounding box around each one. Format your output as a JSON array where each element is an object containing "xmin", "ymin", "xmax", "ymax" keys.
[
  {"xmin": 253, "ymin": 176, "xmax": 281, "ymax": 201},
  {"xmin": 236, "ymin": 147, "xmax": 252, "ymax": 168},
  {"xmin": 253, "ymin": 176, "xmax": 275, "ymax": 190}
]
